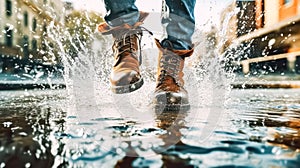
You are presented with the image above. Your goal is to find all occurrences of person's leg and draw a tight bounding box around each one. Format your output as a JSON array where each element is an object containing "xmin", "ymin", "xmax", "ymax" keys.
[
  {"xmin": 161, "ymin": 0, "xmax": 196, "ymax": 50},
  {"xmin": 103, "ymin": 0, "xmax": 140, "ymax": 27},
  {"xmin": 154, "ymin": 0, "xmax": 196, "ymax": 111}
]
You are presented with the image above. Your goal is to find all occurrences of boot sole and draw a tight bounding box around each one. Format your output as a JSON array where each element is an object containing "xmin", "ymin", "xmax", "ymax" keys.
[
  {"xmin": 111, "ymin": 78, "xmax": 144, "ymax": 94},
  {"xmin": 154, "ymin": 103, "xmax": 190, "ymax": 112}
]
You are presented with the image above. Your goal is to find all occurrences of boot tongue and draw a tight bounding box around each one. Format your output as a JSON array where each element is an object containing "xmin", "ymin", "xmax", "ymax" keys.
[
  {"xmin": 112, "ymin": 28, "xmax": 140, "ymax": 39},
  {"xmin": 113, "ymin": 34, "xmax": 139, "ymax": 67}
]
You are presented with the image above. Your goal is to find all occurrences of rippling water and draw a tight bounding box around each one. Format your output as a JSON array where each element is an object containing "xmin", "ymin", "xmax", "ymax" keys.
[{"xmin": 0, "ymin": 88, "xmax": 300, "ymax": 168}]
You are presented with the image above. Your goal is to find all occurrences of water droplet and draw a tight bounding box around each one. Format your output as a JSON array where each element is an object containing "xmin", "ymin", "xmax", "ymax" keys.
[
  {"xmin": 3, "ymin": 121, "xmax": 12, "ymax": 127},
  {"xmin": 268, "ymin": 38, "xmax": 276, "ymax": 46}
]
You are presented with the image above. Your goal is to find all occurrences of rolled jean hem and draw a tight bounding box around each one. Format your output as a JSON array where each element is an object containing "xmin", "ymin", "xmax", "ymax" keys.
[{"xmin": 105, "ymin": 11, "xmax": 140, "ymax": 27}]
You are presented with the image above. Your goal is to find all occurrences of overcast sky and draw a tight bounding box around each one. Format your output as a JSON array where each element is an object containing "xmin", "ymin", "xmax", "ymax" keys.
[{"xmin": 66, "ymin": 0, "xmax": 233, "ymax": 30}]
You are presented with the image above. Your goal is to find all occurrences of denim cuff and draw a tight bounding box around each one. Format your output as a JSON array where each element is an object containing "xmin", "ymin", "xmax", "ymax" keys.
[{"xmin": 105, "ymin": 11, "xmax": 140, "ymax": 27}]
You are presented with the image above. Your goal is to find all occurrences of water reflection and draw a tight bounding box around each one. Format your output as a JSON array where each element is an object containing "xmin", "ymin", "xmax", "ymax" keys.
[
  {"xmin": 0, "ymin": 91, "xmax": 65, "ymax": 167},
  {"xmin": 0, "ymin": 89, "xmax": 300, "ymax": 167}
]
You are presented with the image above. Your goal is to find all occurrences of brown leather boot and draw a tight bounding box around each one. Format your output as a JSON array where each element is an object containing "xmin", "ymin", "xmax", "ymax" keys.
[
  {"xmin": 109, "ymin": 29, "xmax": 143, "ymax": 94},
  {"xmin": 153, "ymin": 39, "xmax": 194, "ymax": 111},
  {"xmin": 98, "ymin": 12, "xmax": 149, "ymax": 94}
]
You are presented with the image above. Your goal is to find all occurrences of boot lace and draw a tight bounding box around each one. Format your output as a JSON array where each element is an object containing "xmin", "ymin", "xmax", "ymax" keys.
[
  {"xmin": 158, "ymin": 51, "xmax": 183, "ymax": 87},
  {"xmin": 114, "ymin": 27, "xmax": 153, "ymax": 65}
]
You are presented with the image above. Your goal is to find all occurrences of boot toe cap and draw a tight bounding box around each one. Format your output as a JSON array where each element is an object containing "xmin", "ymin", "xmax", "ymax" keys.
[{"xmin": 111, "ymin": 70, "xmax": 141, "ymax": 86}]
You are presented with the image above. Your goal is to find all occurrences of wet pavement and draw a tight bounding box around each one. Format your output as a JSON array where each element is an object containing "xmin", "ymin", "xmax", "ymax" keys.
[
  {"xmin": 0, "ymin": 73, "xmax": 65, "ymax": 90},
  {"xmin": 0, "ymin": 86, "xmax": 300, "ymax": 168}
]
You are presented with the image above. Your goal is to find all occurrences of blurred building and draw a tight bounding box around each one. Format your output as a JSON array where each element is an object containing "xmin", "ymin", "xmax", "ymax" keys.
[
  {"xmin": 0, "ymin": 0, "xmax": 64, "ymax": 73},
  {"xmin": 222, "ymin": 0, "xmax": 300, "ymax": 74}
]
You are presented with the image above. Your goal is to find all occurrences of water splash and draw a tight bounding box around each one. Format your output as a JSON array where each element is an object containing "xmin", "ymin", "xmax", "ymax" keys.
[{"xmin": 37, "ymin": 3, "xmax": 239, "ymax": 152}]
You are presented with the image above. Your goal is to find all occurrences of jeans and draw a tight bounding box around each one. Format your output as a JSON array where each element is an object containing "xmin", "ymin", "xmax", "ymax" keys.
[{"xmin": 103, "ymin": 0, "xmax": 196, "ymax": 50}]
